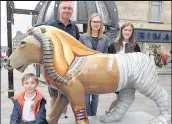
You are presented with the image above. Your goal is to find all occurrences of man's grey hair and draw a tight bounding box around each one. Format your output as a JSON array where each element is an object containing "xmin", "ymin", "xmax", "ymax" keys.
[{"xmin": 59, "ymin": 1, "xmax": 73, "ymax": 9}]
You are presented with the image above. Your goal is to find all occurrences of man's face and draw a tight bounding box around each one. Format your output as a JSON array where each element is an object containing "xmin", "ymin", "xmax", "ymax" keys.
[{"xmin": 58, "ymin": 2, "xmax": 73, "ymax": 19}]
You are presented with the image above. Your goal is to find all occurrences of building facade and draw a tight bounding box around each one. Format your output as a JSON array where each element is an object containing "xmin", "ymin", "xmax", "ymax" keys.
[{"xmin": 115, "ymin": 1, "xmax": 171, "ymax": 74}]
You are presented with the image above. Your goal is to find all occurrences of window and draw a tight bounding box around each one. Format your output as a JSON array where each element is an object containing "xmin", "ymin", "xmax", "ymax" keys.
[{"xmin": 149, "ymin": 1, "xmax": 163, "ymax": 22}]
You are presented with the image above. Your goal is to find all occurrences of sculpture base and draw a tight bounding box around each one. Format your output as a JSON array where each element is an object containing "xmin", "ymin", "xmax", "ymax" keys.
[
  {"xmin": 88, "ymin": 111, "xmax": 154, "ymax": 124},
  {"xmin": 58, "ymin": 111, "xmax": 155, "ymax": 124}
]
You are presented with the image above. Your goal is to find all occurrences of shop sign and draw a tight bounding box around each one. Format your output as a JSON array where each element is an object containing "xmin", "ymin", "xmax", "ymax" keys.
[{"xmin": 134, "ymin": 29, "xmax": 171, "ymax": 43}]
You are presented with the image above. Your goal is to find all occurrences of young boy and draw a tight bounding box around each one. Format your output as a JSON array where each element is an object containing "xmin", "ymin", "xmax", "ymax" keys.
[{"xmin": 10, "ymin": 73, "xmax": 48, "ymax": 124}]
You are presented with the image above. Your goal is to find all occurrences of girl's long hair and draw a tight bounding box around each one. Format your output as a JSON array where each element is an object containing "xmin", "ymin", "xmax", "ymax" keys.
[{"xmin": 114, "ymin": 22, "xmax": 136, "ymax": 52}]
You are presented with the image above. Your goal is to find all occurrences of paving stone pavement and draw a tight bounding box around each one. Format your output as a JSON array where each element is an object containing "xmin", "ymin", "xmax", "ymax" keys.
[{"xmin": 1, "ymin": 66, "xmax": 171, "ymax": 124}]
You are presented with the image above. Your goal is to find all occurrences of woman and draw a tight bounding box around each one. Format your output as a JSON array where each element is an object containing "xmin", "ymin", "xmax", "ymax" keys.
[
  {"xmin": 105, "ymin": 22, "xmax": 141, "ymax": 114},
  {"xmin": 79, "ymin": 13, "xmax": 111, "ymax": 116}
]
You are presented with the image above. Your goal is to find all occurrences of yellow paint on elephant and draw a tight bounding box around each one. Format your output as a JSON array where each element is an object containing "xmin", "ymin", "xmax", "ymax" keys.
[
  {"xmin": 40, "ymin": 25, "xmax": 99, "ymax": 77},
  {"xmin": 7, "ymin": 25, "xmax": 120, "ymax": 124}
]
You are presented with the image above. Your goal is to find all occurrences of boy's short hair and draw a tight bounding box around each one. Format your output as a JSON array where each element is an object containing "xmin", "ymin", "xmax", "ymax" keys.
[{"xmin": 22, "ymin": 73, "xmax": 38, "ymax": 85}]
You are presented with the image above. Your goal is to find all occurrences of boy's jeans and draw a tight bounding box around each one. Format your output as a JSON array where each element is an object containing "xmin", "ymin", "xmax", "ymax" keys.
[{"xmin": 85, "ymin": 94, "xmax": 99, "ymax": 116}]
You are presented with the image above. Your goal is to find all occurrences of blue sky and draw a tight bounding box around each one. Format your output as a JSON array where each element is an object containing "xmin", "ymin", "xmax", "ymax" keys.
[{"xmin": 1, "ymin": 1, "xmax": 39, "ymax": 46}]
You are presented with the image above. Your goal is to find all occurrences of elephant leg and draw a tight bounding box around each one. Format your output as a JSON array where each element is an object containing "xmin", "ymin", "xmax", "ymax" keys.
[
  {"xmin": 67, "ymin": 85, "xmax": 89, "ymax": 124},
  {"xmin": 72, "ymin": 105, "xmax": 89, "ymax": 124},
  {"xmin": 100, "ymin": 88, "xmax": 135, "ymax": 123},
  {"xmin": 70, "ymin": 96, "xmax": 89, "ymax": 124},
  {"xmin": 134, "ymin": 57, "xmax": 171, "ymax": 124},
  {"xmin": 136, "ymin": 79, "xmax": 171, "ymax": 124},
  {"xmin": 48, "ymin": 93, "xmax": 69, "ymax": 124}
]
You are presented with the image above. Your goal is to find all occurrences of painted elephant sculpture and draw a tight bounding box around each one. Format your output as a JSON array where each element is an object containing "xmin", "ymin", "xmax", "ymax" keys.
[{"xmin": 6, "ymin": 25, "xmax": 171, "ymax": 124}]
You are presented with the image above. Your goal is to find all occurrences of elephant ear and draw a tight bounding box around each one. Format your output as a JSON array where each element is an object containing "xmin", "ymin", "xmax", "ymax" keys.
[
  {"xmin": 38, "ymin": 25, "xmax": 69, "ymax": 77},
  {"xmin": 27, "ymin": 26, "xmax": 47, "ymax": 35},
  {"xmin": 40, "ymin": 27, "xmax": 47, "ymax": 34}
]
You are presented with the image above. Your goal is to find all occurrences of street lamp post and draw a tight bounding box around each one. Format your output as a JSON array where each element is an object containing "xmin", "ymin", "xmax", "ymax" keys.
[{"xmin": 6, "ymin": 1, "xmax": 14, "ymax": 98}]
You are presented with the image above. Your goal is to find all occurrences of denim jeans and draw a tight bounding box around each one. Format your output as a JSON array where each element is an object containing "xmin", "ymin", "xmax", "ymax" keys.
[{"xmin": 85, "ymin": 94, "xmax": 99, "ymax": 116}]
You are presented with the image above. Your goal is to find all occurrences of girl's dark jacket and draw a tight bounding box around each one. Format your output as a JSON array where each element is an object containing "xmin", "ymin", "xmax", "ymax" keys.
[
  {"xmin": 10, "ymin": 90, "xmax": 48, "ymax": 124},
  {"xmin": 108, "ymin": 42, "xmax": 141, "ymax": 53}
]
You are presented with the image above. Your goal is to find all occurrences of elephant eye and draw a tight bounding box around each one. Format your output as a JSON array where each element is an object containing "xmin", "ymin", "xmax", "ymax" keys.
[{"xmin": 20, "ymin": 41, "xmax": 26, "ymax": 45}]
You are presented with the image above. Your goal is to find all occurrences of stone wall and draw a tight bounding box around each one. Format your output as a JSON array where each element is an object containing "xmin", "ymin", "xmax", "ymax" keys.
[{"xmin": 115, "ymin": 1, "xmax": 171, "ymax": 30}]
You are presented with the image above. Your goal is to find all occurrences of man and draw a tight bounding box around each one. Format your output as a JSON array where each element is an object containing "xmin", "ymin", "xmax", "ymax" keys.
[
  {"xmin": 48, "ymin": 1, "xmax": 80, "ymax": 40},
  {"xmin": 47, "ymin": 1, "xmax": 80, "ymax": 119}
]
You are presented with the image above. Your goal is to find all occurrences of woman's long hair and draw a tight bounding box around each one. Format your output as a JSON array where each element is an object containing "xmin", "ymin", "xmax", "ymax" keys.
[
  {"xmin": 87, "ymin": 13, "xmax": 104, "ymax": 39},
  {"xmin": 114, "ymin": 22, "xmax": 136, "ymax": 52}
]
